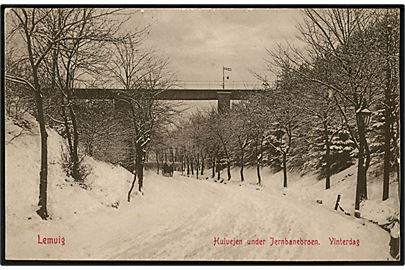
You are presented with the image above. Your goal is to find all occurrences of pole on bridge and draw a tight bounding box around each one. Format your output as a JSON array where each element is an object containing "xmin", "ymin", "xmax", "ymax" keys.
[
  {"xmin": 222, "ymin": 67, "xmax": 225, "ymax": 90},
  {"xmin": 222, "ymin": 66, "xmax": 232, "ymax": 90},
  {"xmin": 220, "ymin": 66, "xmax": 232, "ymax": 114}
]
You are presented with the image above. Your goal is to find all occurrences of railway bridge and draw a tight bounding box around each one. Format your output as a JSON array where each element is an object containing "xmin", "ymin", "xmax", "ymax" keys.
[{"xmin": 71, "ymin": 81, "xmax": 264, "ymax": 113}]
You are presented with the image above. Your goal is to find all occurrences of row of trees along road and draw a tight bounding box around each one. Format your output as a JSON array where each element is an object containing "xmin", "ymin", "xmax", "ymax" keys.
[
  {"xmin": 164, "ymin": 8, "xmax": 400, "ymax": 219},
  {"xmin": 5, "ymin": 8, "xmax": 177, "ymax": 219}
]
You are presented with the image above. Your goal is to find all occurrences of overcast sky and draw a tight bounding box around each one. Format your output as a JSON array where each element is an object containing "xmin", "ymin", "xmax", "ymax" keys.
[
  {"xmin": 5, "ymin": 8, "xmax": 307, "ymax": 115},
  {"xmin": 128, "ymin": 8, "xmax": 305, "ymax": 85}
]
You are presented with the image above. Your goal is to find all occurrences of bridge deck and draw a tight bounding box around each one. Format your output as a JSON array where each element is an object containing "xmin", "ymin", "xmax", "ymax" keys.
[{"xmin": 71, "ymin": 88, "xmax": 264, "ymax": 100}]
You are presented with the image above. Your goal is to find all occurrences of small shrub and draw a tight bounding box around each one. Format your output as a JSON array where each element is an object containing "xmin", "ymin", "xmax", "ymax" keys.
[{"xmin": 60, "ymin": 146, "xmax": 92, "ymax": 182}]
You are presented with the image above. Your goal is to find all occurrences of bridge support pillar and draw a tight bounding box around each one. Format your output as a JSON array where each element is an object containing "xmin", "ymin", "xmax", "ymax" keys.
[{"xmin": 217, "ymin": 91, "xmax": 231, "ymax": 114}]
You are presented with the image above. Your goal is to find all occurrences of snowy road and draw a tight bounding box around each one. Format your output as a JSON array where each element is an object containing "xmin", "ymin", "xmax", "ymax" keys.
[
  {"xmin": 66, "ymin": 173, "xmax": 389, "ymax": 261},
  {"xmin": 7, "ymin": 172, "xmax": 390, "ymax": 261}
]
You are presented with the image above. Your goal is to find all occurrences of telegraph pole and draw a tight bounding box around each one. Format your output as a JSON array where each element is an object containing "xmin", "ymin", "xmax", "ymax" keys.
[
  {"xmin": 222, "ymin": 66, "xmax": 232, "ymax": 89},
  {"xmin": 222, "ymin": 66, "xmax": 225, "ymax": 90}
]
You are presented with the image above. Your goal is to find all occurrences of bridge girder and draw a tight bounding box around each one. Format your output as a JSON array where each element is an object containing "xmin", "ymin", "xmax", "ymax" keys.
[{"xmin": 71, "ymin": 88, "xmax": 264, "ymax": 113}]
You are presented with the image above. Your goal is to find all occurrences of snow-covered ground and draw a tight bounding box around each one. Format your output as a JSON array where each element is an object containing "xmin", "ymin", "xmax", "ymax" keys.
[
  {"xmin": 5, "ymin": 114, "xmax": 397, "ymax": 261},
  {"xmin": 226, "ymin": 165, "xmax": 400, "ymax": 227}
]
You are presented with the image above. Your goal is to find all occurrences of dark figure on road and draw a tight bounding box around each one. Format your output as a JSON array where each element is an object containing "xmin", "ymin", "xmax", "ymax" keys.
[
  {"xmin": 163, "ymin": 162, "xmax": 174, "ymax": 177},
  {"xmin": 163, "ymin": 163, "xmax": 169, "ymax": 175},
  {"xmin": 169, "ymin": 164, "xmax": 174, "ymax": 177}
]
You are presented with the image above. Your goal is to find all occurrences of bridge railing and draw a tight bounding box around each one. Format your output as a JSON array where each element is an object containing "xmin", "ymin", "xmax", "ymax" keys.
[
  {"xmin": 173, "ymin": 81, "xmax": 264, "ymax": 90},
  {"xmin": 73, "ymin": 81, "xmax": 265, "ymax": 90}
]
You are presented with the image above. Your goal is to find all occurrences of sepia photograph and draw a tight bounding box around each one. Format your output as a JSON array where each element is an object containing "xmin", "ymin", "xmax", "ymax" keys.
[{"xmin": 2, "ymin": 6, "xmax": 403, "ymax": 264}]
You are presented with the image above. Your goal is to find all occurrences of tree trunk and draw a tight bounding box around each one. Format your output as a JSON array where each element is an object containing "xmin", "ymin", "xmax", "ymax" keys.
[
  {"xmin": 227, "ymin": 161, "xmax": 231, "ymax": 181},
  {"xmin": 61, "ymin": 100, "xmax": 73, "ymax": 159},
  {"xmin": 87, "ymin": 142, "xmax": 93, "ymax": 156},
  {"xmin": 355, "ymin": 112, "xmax": 367, "ymax": 217},
  {"xmin": 383, "ymin": 23, "xmax": 393, "ymax": 201},
  {"xmin": 201, "ymin": 154, "xmax": 205, "ymax": 175},
  {"xmin": 24, "ymin": 29, "xmax": 49, "ymax": 220},
  {"xmin": 282, "ymin": 152, "xmax": 287, "ymax": 188},
  {"xmin": 324, "ymin": 121, "xmax": 331, "ymax": 190},
  {"xmin": 256, "ymin": 136, "xmax": 262, "ymax": 185},
  {"xmin": 220, "ymin": 138, "xmax": 232, "ymax": 181},
  {"xmin": 181, "ymin": 154, "xmax": 184, "ymax": 175},
  {"xmin": 87, "ymin": 130, "xmax": 95, "ymax": 156},
  {"xmin": 127, "ymin": 168, "xmax": 137, "ymax": 202},
  {"xmin": 240, "ymin": 153, "xmax": 244, "ymax": 182},
  {"xmin": 187, "ymin": 156, "xmax": 190, "ymax": 176},
  {"xmin": 35, "ymin": 90, "xmax": 49, "ymax": 220},
  {"xmin": 212, "ymin": 156, "xmax": 216, "ymax": 178},
  {"xmin": 364, "ymin": 140, "xmax": 371, "ymax": 195},
  {"xmin": 395, "ymin": 116, "xmax": 400, "ymax": 201},
  {"xmin": 128, "ymin": 141, "xmax": 138, "ymax": 202},
  {"xmin": 68, "ymin": 104, "xmax": 80, "ymax": 182},
  {"xmin": 60, "ymin": 98, "xmax": 80, "ymax": 182},
  {"xmin": 156, "ymin": 151, "xmax": 160, "ymax": 174},
  {"xmin": 136, "ymin": 146, "xmax": 145, "ymax": 193},
  {"xmin": 257, "ymin": 161, "xmax": 261, "ymax": 185},
  {"xmin": 171, "ymin": 149, "xmax": 174, "ymax": 164},
  {"xmin": 196, "ymin": 153, "xmax": 199, "ymax": 179},
  {"xmin": 190, "ymin": 157, "xmax": 194, "ymax": 175}
]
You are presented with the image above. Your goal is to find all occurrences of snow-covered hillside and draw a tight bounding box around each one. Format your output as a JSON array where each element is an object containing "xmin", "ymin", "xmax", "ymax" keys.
[
  {"xmin": 223, "ymin": 166, "xmax": 400, "ymax": 228},
  {"xmin": 5, "ymin": 114, "xmax": 396, "ymax": 261}
]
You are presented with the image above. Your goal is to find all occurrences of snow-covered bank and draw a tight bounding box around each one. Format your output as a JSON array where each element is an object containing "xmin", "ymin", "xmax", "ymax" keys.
[
  {"xmin": 5, "ymin": 114, "xmax": 395, "ymax": 261},
  {"xmin": 5, "ymin": 114, "xmax": 133, "ymax": 219},
  {"xmin": 215, "ymin": 164, "xmax": 400, "ymax": 228},
  {"xmin": 5, "ymin": 114, "xmax": 133, "ymax": 259}
]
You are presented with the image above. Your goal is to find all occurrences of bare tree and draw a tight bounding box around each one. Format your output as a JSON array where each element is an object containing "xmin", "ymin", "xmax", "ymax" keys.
[
  {"xmin": 5, "ymin": 8, "xmax": 93, "ymax": 219},
  {"xmin": 110, "ymin": 37, "xmax": 176, "ymax": 201},
  {"xmin": 228, "ymin": 103, "xmax": 253, "ymax": 182},
  {"xmin": 245, "ymin": 96, "xmax": 268, "ymax": 185},
  {"xmin": 258, "ymin": 70, "xmax": 300, "ymax": 188},
  {"xmin": 48, "ymin": 8, "xmax": 122, "ymax": 181},
  {"xmin": 209, "ymin": 110, "xmax": 233, "ymax": 181}
]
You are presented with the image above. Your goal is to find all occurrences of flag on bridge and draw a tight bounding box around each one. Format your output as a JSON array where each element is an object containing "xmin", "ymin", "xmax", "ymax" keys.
[{"xmin": 223, "ymin": 67, "xmax": 232, "ymax": 71}]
